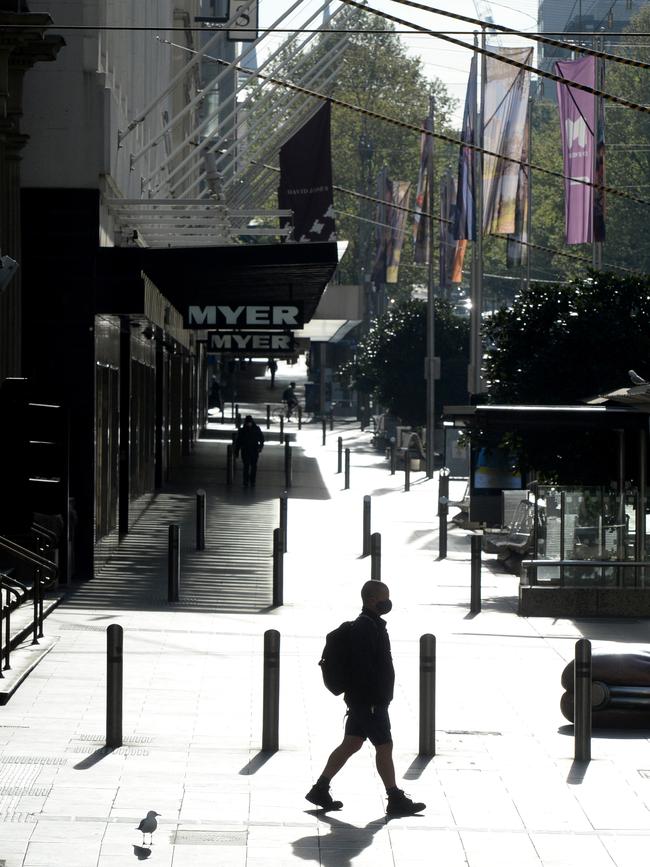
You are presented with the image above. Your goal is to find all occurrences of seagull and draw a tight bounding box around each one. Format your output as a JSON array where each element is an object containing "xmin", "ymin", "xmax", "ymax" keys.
[
  {"xmin": 136, "ymin": 811, "xmax": 160, "ymax": 845},
  {"xmin": 629, "ymin": 369, "xmax": 648, "ymax": 385}
]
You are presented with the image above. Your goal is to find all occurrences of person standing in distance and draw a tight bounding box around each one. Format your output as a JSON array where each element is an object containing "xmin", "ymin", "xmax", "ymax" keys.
[
  {"xmin": 234, "ymin": 415, "xmax": 264, "ymax": 488},
  {"xmin": 306, "ymin": 580, "xmax": 426, "ymax": 816}
]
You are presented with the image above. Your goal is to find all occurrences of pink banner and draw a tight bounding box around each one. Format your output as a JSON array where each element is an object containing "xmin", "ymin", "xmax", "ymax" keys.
[{"xmin": 556, "ymin": 56, "xmax": 596, "ymax": 245}]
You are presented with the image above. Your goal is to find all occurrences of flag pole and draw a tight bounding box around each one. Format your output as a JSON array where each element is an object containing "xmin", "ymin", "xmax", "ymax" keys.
[
  {"xmin": 469, "ymin": 30, "xmax": 485, "ymax": 397},
  {"xmin": 592, "ymin": 33, "xmax": 603, "ymax": 270},
  {"xmin": 425, "ymin": 94, "xmax": 436, "ymax": 479},
  {"xmin": 526, "ymin": 92, "xmax": 533, "ymax": 291}
]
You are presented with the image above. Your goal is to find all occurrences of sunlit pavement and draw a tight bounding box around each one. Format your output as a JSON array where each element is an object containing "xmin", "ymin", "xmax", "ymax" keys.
[{"xmin": 1, "ymin": 404, "xmax": 650, "ymax": 866}]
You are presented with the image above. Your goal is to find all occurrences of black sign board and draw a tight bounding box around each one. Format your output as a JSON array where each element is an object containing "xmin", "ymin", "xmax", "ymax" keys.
[
  {"xmin": 185, "ymin": 302, "xmax": 304, "ymax": 330},
  {"xmin": 207, "ymin": 331, "xmax": 295, "ymax": 356}
]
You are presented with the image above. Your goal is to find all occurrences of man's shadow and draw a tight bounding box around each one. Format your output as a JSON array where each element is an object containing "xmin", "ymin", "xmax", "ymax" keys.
[{"xmin": 292, "ymin": 810, "xmax": 387, "ymax": 867}]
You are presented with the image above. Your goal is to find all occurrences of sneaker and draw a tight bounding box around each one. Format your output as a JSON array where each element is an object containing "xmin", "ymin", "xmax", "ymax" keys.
[
  {"xmin": 305, "ymin": 783, "xmax": 343, "ymax": 811},
  {"xmin": 386, "ymin": 789, "xmax": 425, "ymax": 816}
]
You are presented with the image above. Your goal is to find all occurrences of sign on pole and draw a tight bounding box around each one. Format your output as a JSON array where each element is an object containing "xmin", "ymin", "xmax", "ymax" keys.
[{"xmin": 228, "ymin": 0, "xmax": 258, "ymax": 42}]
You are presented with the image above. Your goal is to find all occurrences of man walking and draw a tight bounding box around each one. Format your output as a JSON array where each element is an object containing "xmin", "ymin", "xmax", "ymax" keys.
[
  {"xmin": 306, "ymin": 580, "xmax": 426, "ymax": 816},
  {"xmin": 234, "ymin": 415, "xmax": 264, "ymax": 488}
]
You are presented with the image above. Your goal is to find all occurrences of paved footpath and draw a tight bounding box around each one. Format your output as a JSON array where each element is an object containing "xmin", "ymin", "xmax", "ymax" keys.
[{"xmin": 1, "ymin": 413, "xmax": 650, "ymax": 866}]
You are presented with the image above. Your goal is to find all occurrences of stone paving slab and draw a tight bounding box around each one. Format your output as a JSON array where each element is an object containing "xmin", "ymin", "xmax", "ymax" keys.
[{"xmin": 1, "ymin": 416, "xmax": 650, "ymax": 865}]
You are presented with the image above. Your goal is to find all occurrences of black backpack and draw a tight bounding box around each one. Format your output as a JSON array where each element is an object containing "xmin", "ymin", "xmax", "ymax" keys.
[{"xmin": 319, "ymin": 621, "xmax": 354, "ymax": 696}]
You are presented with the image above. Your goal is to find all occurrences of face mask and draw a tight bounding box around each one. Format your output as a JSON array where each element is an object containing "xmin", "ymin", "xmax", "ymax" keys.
[{"xmin": 375, "ymin": 599, "xmax": 392, "ymax": 615}]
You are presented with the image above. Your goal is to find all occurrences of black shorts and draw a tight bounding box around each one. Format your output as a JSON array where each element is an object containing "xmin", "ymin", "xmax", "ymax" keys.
[{"xmin": 344, "ymin": 704, "xmax": 392, "ymax": 746}]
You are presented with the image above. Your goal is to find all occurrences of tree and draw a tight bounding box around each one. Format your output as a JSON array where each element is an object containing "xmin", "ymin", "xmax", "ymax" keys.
[
  {"xmin": 481, "ymin": 271, "xmax": 650, "ymax": 481},
  {"xmin": 341, "ymin": 299, "xmax": 469, "ymax": 425}
]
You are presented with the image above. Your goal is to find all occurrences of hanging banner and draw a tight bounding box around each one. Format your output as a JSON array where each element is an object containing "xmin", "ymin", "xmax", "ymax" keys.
[
  {"xmin": 556, "ymin": 56, "xmax": 600, "ymax": 245},
  {"xmin": 483, "ymin": 46, "xmax": 532, "ymax": 237},
  {"xmin": 278, "ymin": 102, "xmax": 336, "ymax": 243},
  {"xmin": 453, "ymin": 54, "xmax": 477, "ymax": 244},
  {"xmin": 386, "ymin": 180, "xmax": 411, "ymax": 283},
  {"xmin": 506, "ymin": 117, "xmax": 530, "ymax": 268},
  {"xmin": 413, "ymin": 113, "xmax": 434, "ymax": 265},
  {"xmin": 371, "ymin": 172, "xmax": 410, "ymax": 284},
  {"xmin": 440, "ymin": 171, "xmax": 458, "ymax": 290}
]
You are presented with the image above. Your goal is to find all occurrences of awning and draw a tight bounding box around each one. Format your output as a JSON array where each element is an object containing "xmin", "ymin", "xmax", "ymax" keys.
[
  {"xmin": 94, "ymin": 241, "xmax": 339, "ymax": 323},
  {"xmin": 443, "ymin": 404, "xmax": 650, "ymax": 432}
]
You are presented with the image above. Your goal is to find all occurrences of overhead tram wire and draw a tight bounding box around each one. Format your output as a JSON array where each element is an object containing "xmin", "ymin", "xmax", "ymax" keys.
[
  {"xmin": 340, "ymin": 0, "xmax": 650, "ymax": 116},
  {"xmin": 386, "ymin": 0, "xmax": 650, "ymax": 73},
  {"xmin": 189, "ymin": 48, "xmax": 650, "ymax": 211}
]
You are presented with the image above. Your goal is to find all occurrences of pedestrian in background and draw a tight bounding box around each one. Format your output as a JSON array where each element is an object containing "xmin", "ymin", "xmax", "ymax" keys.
[
  {"xmin": 306, "ymin": 580, "xmax": 426, "ymax": 817},
  {"xmin": 267, "ymin": 358, "xmax": 278, "ymax": 388},
  {"xmin": 234, "ymin": 415, "xmax": 264, "ymax": 488}
]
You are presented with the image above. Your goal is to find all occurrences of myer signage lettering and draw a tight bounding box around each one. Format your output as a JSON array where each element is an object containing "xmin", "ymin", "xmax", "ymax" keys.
[
  {"xmin": 207, "ymin": 331, "xmax": 295, "ymax": 355},
  {"xmin": 185, "ymin": 303, "xmax": 303, "ymax": 329}
]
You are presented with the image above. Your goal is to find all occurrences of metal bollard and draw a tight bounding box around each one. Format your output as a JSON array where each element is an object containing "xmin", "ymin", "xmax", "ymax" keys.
[
  {"xmin": 419, "ymin": 634, "xmax": 436, "ymax": 756},
  {"xmin": 284, "ymin": 440, "xmax": 292, "ymax": 489},
  {"xmin": 329, "ymin": 410, "xmax": 334, "ymax": 431},
  {"xmin": 272, "ymin": 528, "xmax": 283, "ymax": 607},
  {"xmin": 236, "ymin": 411, "xmax": 242, "ymax": 429},
  {"xmin": 344, "ymin": 448, "xmax": 350, "ymax": 490},
  {"xmin": 337, "ymin": 437, "xmax": 343, "ymax": 474},
  {"xmin": 298, "ymin": 406, "xmax": 302, "ymax": 430},
  {"xmin": 226, "ymin": 444, "xmax": 234, "ymax": 486},
  {"xmin": 470, "ymin": 534, "xmax": 481, "ymax": 613},
  {"xmin": 404, "ymin": 449, "xmax": 411, "ymax": 492},
  {"xmin": 168, "ymin": 524, "xmax": 180, "ymax": 603},
  {"xmin": 438, "ymin": 469, "xmax": 449, "ymax": 560},
  {"xmin": 196, "ymin": 488, "xmax": 206, "ymax": 551},
  {"xmin": 266, "ymin": 404, "xmax": 271, "ymax": 430},
  {"xmin": 390, "ymin": 440, "xmax": 396, "ymax": 476},
  {"xmin": 279, "ymin": 492, "xmax": 288, "ymax": 553},
  {"xmin": 322, "ymin": 417, "xmax": 327, "ymax": 446},
  {"xmin": 370, "ymin": 532, "xmax": 381, "ymax": 580},
  {"xmin": 362, "ymin": 495, "xmax": 371, "ymax": 557},
  {"xmin": 574, "ymin": 639, "xmax": 592, "ymax": 762},
  {"xmin": 106, "ymin": 624, "xmax": 123, "ymax": 748},
  {"xmin": 262, "ymin": 629, "xmax": 280, "ymax": 752},
  {"xmin": 280, "ymin": 415, "xmax": 284, "ymax": 441}
]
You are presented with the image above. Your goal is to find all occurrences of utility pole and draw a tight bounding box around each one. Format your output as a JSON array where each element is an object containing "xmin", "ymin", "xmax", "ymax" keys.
[{"xmin": 425, "ymin": 95, "xmax": 437, "ymax": 479}]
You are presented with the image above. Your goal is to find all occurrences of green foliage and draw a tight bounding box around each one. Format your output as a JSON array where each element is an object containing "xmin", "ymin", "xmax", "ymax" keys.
[
  {"xmin": 340, "ymin": 299, "xmax": 469, "ymax": 424},
  {"xmin": 482, "ymin": 271, "xmax": 650, "ymax": 482}
]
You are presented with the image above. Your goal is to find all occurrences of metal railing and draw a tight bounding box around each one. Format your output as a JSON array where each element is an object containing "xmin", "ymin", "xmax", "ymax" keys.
[
  {"xmin": 522, "ymin": 558, "xmax": 650, "ymax": 588},
  {"xmin": 0, "ymin": 533, "xmax": 58, "ymax": 661}
]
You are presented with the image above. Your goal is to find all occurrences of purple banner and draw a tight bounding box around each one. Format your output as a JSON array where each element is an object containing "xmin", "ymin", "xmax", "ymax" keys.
[{"xmin": 556, "ymin": 56, "xmax": 597, "ymax": 245}]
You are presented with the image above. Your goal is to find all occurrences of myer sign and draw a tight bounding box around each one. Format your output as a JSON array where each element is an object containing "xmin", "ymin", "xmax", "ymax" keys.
[
  {"xmin": 184, "ymin": 303, "xmax": 304, "ymax": 329},
  {"xmin": 207, "ymin": 331, "xmax": 295, "ymax": 356}
]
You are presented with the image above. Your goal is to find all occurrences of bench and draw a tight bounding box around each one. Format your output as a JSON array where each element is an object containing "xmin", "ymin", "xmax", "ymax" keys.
[{"xmin": 484, "ymin": 499, "xmax": 535, "ymax": 572}]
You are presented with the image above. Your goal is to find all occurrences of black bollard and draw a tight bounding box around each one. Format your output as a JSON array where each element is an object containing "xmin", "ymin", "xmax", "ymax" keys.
[
  {"xmin": 362, "ymin": 495, "xmax": 371, "ymax": 557},
  {"xmin": 262, "ymin": 629, "xmax": 281, "ymax": 752},
  {"xmin": 280, "ymin": 415, "xmax": 284, "ymax": 441},
  {"xmin": 390, "ymin": 440, "xmax": 396, "ymax": 476},
  {"xmin": 266, "ymin": 404, "xmax": 271, "ymax": 430},
  {"xmin": 273, "ymin": 528, "xmax": 283, "ymax": 607},
  {"xmin": 284, "ymin": 440, "xmax": 292, "ymax": 489},
  {"xmin": 298, "ymin": 406, "xmax": 302, "ymax": 430},
  {"xmin": 329, "ymin": 410, "xmax": 334, "ymax": 431},
  {"xmin": 470, "ymin": 534, "xmax": 481, "ymax": 613},
  {"xmin": 279, "ymin": 492, "xmax": 288, "ymax": 553},
  {"xmin": 168, "ymin": 524, "xmax": 180, "ymax": 603},
  {"xmin": 574, "ymin": 639, "xmax": 592, "ymax": 762},
  {"xmin": 344, "ymin": 448, "xmax": 350, "ymax": 490},
  {"xmin": 321, "ymin": 417, "xmax": 327, "ymax": 446},
  {"xmin": 404, "ymin": 449, "xmax": 411, "ymax": 492},
  {"xmin": 419, "ymin": 634, "xmax": 436, "ymax": 757},
  {"xmin": 106, "ymin": 624, "xmax": 123, "ymax": 748},
  {"xmin": 236, "ymin": 411, "xmax": 242, "ymax": 429},
  {"xmin": 438, "ymin": 469, "xmax": 449, "ymax": 560},
  {"xmin": 196, "ymin": 488, "xmax": 206, "ymax": 551},
  {"xmin": 337, "ymin": 437, "xmax": 343, "ymax": 474},
  {"xmin": 370, "ymin": 532, "xmax": 381, "ymax": 580},
  {"xmin": 226, "ymin": 444, "xmax": 234, "ymax": 486}
]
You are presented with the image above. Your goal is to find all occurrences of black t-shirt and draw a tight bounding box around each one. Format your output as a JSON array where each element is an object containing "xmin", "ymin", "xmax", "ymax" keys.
[{"xmin": 344, "ymin": 607, "xmax": 395, "ymax": 707}]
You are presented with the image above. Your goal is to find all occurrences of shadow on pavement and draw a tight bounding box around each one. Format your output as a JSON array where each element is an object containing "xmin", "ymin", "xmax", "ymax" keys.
[
  {"xmin": 403, "ymin": 754, "xmax": 434, "ymax": 780},
  {"xmin": 239, "ymin": 750, "xmax": 276, "ymax": 775},
  {"xmin": 292, "ymin": 812, "xmax": 387, "ymax": 867}
]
